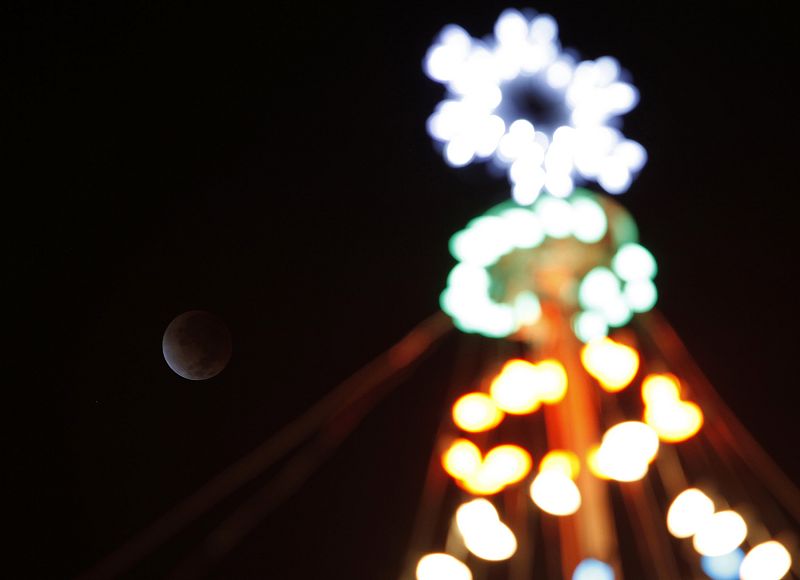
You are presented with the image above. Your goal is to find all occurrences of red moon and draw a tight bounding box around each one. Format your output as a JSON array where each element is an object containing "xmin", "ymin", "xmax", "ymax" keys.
[{"xmin": 162, "ymin": 310, "xmax": 232, "ymax": 380}]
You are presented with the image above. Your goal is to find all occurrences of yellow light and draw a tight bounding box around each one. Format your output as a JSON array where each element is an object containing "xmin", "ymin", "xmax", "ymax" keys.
[
  {"xmin": 589, "ymin": 421, "xmax": 658, "ymax": 482},
  {"xmin": 529, "ymin": 470, "xmax": 582, "ymax": 516},
  {"xmin": 586, "ymin": 445, "xmax": 610, "ymax": 480},
  {"xmin": 641, "ymin": 373, "xmax": 681, "ymax": 405},
  {"xmin": 535, "ymin": 359, "xmax": 568, "ymax": 403},
  {"xmin": 539, "ymin": 450, "xmax": 580, "ymax": 479},
  {"xmin": 490, "ymin": 359, "xmax": 541, "ymax": 414},
  {"xmin": 452, "ymin": 392, "xmax": 504, "ymax": 432},
  {"xmin": 442, "ymin": 439, "xmax": 482, "ymax": 481},
  {"xmin": 641, "ymin": 374, "xmax": 703, "ymax": 443},
  {"xmin": 692, "ymin": 510, "xmax": 748, "ymax": 557},
  {"xmin": 740, "ymin": 541, "xmax": 792, "ymax": 580},
  {"xmin": 581, "ymin": 337, "xmax": 640, "ymax": 392},
  {"xmin": 455, "ymin": 499, "xmax": 517, "ymax": 562},
  {"xmin": 416, "ymin": 553, "xmax": 472, "ymax": 580},
  {"xmin": 667, "ymin": 488, "xmax": 715, "ymax": 539},
  {"xmin": 645, "ymin": 402, "xmax": 703, "ymax": 443},
  {"xmin": 482, "ymin": 444, "xmax": 532, "ymax": 486}
]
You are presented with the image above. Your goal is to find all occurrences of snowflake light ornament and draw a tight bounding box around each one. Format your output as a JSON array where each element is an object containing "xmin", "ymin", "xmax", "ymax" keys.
[{"xmin": 424, "ymin": 8, "xmax": 647, "ymax": 203}]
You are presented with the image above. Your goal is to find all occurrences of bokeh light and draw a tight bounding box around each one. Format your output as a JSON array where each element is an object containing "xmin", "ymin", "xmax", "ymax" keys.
[
  {"xmin": 530, "ymin": 469, "xmax": 582, "ymax": 515},
  {"xmin": 491, "ymin": 359, "xmax": 541, "ymax": 414},
  {"xmin": 692, "ymin": 510, "xmax": 748, "ymax": 557},
  {"xmin": 540, "ymin": 449, "xmax": 580, "ymax": 479},
  {"xmin": 573, "ymin": 558, "xmax": 615, "ymax": 580},
  {"xmin": 667, "ymin": 488, "xmax": 715, "ymax": 539},
  {"xmin": 416, "ymin": 553, "xmax": 472, "ymax": 580},
  {"xmin": 482, "ymin": 444, "xmax": 533, "ymax": 486},
  {"xmin": 455, "ymin": 499, "xmax": 517, "ymax": 561},
  {"xmin": 590, "ymin": 421, "xmax": 658, "ymax": 482},
  {"xmin": 642, "ymin": 374, "xmax": 703, "ymax": 443},
  {"xmin": 581, "ymin": 337, "xmax": 639, "ymax": 392},
  {"xmin": 442, "ymin": 439, "xmax": 482, "ymax": 481},
  {"xmin": 700, "ymin": 549, "xmax": 744, "ymax": 580},
  {"xmin": 535, "ymin": 359, "xmax": 568, "ymax": 403},
  {"xmin": 739, "ymin": 541, "xmax": 792, "ymax": 580},
  {"xmin": 452, "ymin": 392, "xmax": 504, "ymax": 432}
]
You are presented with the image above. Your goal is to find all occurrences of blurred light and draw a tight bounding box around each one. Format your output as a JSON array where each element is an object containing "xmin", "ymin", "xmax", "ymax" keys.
[
  {"xmin": 692, "ymin": 510, "xmax": 748, "ymax": 557},
  {"xmin": 700, "ymin": 549, "xmax": 744, "ymax": 580},
  {"xmin": 416, "ymin": 553, "xmax": 472, "ymax": 580},
  {"xmin": 491, "ymin": 359, "xmax": 541, "ymax": 414},
  {"xmin": 581, "ymin": 337, "xmax": 640, "ymax": 392},
  {"xmin": 483, "ymin": 444, "xmax": 533, "ymax": 485},
  {"xmin": 740, "ymin": 541, "xmax": 792, "ymax": 580},
  {"xmin": 573, "ymin": 558, "xmax": 615, "ymax": 580},
  {"xmin": 535, "ymin": 359, "xmax": 568, "ymax": 403},
  {"xmin": 456, "ymin": 499, "xmax": 517, "ymax": 561},
  {"xmin": 442, "ymin": 439, "xmax": 482, "ymax": 481},
  {"xmin": 623, "ymin": 279, "xmax": 657, "ymax": 313},
  {"xmin": 667, "ymin": 488, "xmax": 715, "ymax": 539},
  {"xmin": 591, "ymin": 421, "xmax": 658, "ymax": 482},
  {"xmin": 452, "ymin": 393, "xmax": 504, "ymax": 432},
  {"xmin": 642, "ymin": 374, "xmax": 703, "ymax": 443},
  {"xmin": 571, "ymin": 196, "xmax": 608, "ymax": 243},
  {"xmin": 540, "ymin": 450, "xmax": 580, "ymax": 479},
  {"xmin": 530, "ymin": 470, "xmax": 581, "ymax": 515},
  {"xmin": 535, "ymin": 196, "xmax": 574, "ymax": 238},
  {"xmin": 611, "ymin": 243, "xmax": 657, "ymax": 281},
  {"xmin": 578, "ymin": 267, "xmax": 621, "ymax": 311},
  {"xmin": 573, "ymin": 311, "xmax": 609, "ymax": 343},
  {"xmin": 513, "ymin": 291, "xmax": 543, "ymax": 326}
]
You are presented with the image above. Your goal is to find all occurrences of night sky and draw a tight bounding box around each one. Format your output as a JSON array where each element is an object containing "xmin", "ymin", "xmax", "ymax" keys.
[{"xmin": 6, "ymin": 1, "xmax": 798, "ymax": 578}]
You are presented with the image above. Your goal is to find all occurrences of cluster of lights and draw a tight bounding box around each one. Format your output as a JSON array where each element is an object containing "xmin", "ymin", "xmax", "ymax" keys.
[
  {"xmin": 641, "ymin": 374, "xmax": 703, "ymax": 442},
  {"xmin": 441, "ymin": 191, "xmax": 656, "ymax": 341},
  {"xmin": 667, "ymin": 488, "xmax": 792, "ymax": 580},
  {"xmin": 424, "ymin": 9, "xmax": 646, "ymax": 201},
  {"xmin": 491, "ymin": 358, "xmax": 568, "ymax": 413},
  {"xmin": 442, "ymin": 439, "xmax": 532, "ymax": 495},
  {"xmin": 580, "ymin": 337, "xmax": 640, "ymax": 392},
  {"xmin": 574, "ymin": 243, "xmax": 658, "ymax": 342}
]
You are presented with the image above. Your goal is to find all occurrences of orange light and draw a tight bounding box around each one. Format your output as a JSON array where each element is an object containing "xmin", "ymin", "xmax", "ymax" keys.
[
  {"xmin": 534, "ymin": 359, "xmax": 568, "ymax": 404},
  {"xmin": 482, "ymin": 445, "xmax": 532, "ymax": 486},
  {"xmin": 452, "ymin": 393, "xmax": 504, "ymax": 432},
  {"xmin": 586, "ymin": 445, "xmax": 610, "ymax": 480},
  {"xmin": 539, "ymin": 449, "xmax": 580, "ymax": 479},
  {"xmin": 442, "ymin": 439, "xmax": 482, "ymax": 481},
  {"xmin": 580, "ymin": 337, "xmax": 639, "ymax": 392},
  {"xmin": 641, "ymin": 374, "xmax": 704, "ymax": 443},
  {"xmin": 490, "ymin": 359, "xmax": 541, "ymax": 414}
]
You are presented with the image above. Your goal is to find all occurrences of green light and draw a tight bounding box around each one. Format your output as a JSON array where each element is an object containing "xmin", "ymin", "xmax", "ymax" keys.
[
  {"xmin": 623, "ymin": 279, "xmax": 658, "ymax": 312},
  {"xmin": 600, "ymin": 297, "xmax": 633, "ymax": 327},
  {"xmin": 498, "ymin": 208, "xmax": 545, "ymax": 249},
  {"xmin": 535, "ymin": 196, "xmax": 573, "ymax": 239},
  {"xmin": 612, "ymin": 243, "xmax": 657, "ymax": 281},
  {"xmin": 578, "ymin": 267, "xmax": 621, "ymax": 311},
  {"xmin": 573, "ymin": 311, "xmax": 609, "ymax": 343},
  {"xmin": 571, "ymin": 197, "xmax": 608, "ymax": 244},
  {"xmin": 513, "ymin": 291, "xmax": 542, "ymax": 326}
]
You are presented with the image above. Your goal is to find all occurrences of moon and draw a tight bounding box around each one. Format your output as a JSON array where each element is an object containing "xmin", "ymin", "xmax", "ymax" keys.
[{"xmin": 162, "ymin": 310, "xmax": 232, "ymax": 380}]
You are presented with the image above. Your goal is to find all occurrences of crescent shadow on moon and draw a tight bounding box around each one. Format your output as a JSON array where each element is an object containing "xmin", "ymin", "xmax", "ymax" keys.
[{"xmin": 162, "ymin": 310, "xmax": 232, "ymax": 380}]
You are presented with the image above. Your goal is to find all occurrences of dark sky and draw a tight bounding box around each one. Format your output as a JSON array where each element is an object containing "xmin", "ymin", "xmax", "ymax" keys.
[{"xmin": 5, "ymin": 1, "xmax": 798, "ymax": 578}]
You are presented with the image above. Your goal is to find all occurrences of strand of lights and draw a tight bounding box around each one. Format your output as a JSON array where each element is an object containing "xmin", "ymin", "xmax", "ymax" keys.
[
  {"xmin": 424, "ymin": 9, "xmax": 646, "ymax": 201},
  {"xmin": 441, "ymin": 190, "xmax": 656, "ymax": 341}
]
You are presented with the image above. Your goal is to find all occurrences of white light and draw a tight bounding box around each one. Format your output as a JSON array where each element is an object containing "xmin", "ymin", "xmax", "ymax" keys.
[
  {"xmin": 573, "ymin": 558, "xmax": 615, "ymax": 580},
  {"xmin": 416, "ymin": 553, "xmax": 472, "ymax": 580},
  {"xmin": 739, "ymin": 541, "xmax": 792, "ymax": 580},
  {"xmin": 612, "ymin": 243, "xmax": 658, "ymax": 281},
  {"xmin": 535, "ymin": 196, "xmax": 574, "ymax": 238},
  {"xmin": 667, "ymin": 489, "xmax": 715, "ymax": 539},
  {"xmin": 456, "ymin": 499, "xmax": 517, "ymax": 562},
  {"xmin": 573, "ymin": 311, "xmax": 609, "ymax": 343},
  {"xmin": 571, "ymin": 197, "xmax": 608, "ymax": 243},
  {"xmin": 530, "ymin": 470, "xmax": 582, "ymax": 516},
  {"xmin": 424, "ymin": 11, "xmax": 646, "ymax": 198},
  {"xmin": 692, "ymin": 510, "xmax": 748, "ymax": 557},
  {"xmin": 579, "ymin": 267, "xmax": 621, "ymax": 310},
  {"xmin": 623, "ymin": 279, "xmax": 658, "ymax": 313}
]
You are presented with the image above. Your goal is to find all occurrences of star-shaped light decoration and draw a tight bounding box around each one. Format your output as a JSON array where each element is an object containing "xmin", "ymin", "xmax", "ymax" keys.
[{"xmin": 424, "ymin": 8, "xmax": 647, "ymax": 203}]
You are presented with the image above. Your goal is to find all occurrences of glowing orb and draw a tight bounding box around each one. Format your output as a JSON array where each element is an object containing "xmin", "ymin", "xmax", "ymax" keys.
[
  {"xmin": 452, "ymin": 392, "xmax": 504, "ymax": 432},
  {"xmin": 416, "ymin": 553, "xmax": 472, "ymax": 580},
  {"xmin": 455, "ymin": 499, "xmax": 517, "ymax": 561},
  {"xmin": 666, "ymin": 488, "xmax": 715, "ymax": 539},
  {"xmin": 581, "ymin": 337, "xmax": 640, "ymax": 392},
  {"xmin": 424, "ymin": 9, "xmax": 646, "ymax": 201},
  {"xmin": 692, "ymin": 510, "xmax": 748, "ymax": 557},
  {"xmin": 573, "ymin": 558, "xmax": 615, "ymax": 580},
  {"xmin": 530, "ymin": 469, "xmax": 582, "ymax": 515},
  {"xmin": 739, "ymin": 541, "xmax": 792, "ymax": 580},
  {"xmin": 700, "ymin": 549, "xmax": 744, "ymax": 580}
]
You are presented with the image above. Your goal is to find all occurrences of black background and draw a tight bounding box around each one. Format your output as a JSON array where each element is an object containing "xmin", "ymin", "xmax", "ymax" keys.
[{"xmin": 4, "ymin": 1, "xmax": 798, "ymax": 578}]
